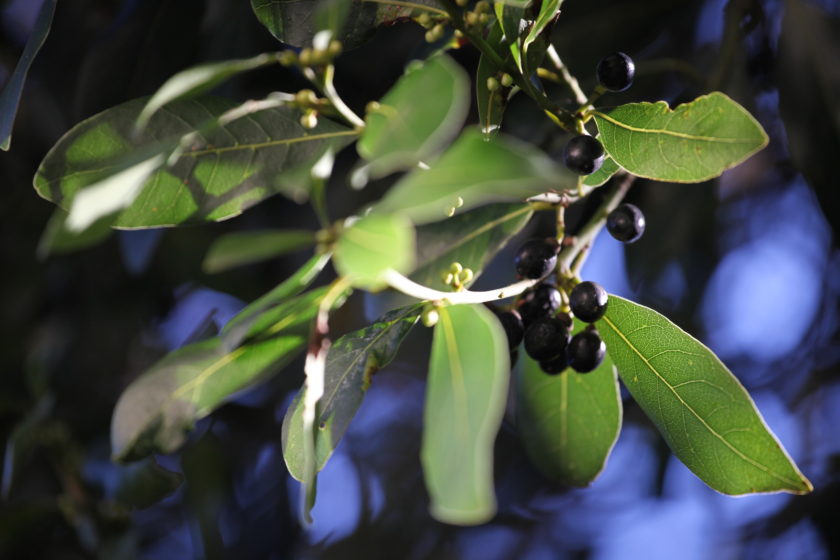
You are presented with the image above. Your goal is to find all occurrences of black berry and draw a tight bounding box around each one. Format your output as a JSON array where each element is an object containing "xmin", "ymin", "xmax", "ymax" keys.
[
  {"xmin": 563, "ymin": 135, "xmax": 605, "ymax": 175},
  {"xmin": 566, "ymin": 329, "xmax": 606, "ymax": 373},
  {"xmin": 607, "ymin": 203, "xmax": 646, "ymax": 243},
  {"xmin": 569, "ymin": 281, "xmax": 608, "ymax": 323},
  {"xmin": 514, "ymin": 238, "xmax": 559, "ymax": 279},
  {"xmin": 539, "ymin": 352, "xmax": 570, "ymax": 375},
  {"xmin": 524, "ymin": 316, "xmax": 571, "ymax": 361},
  {"xmin": 596, "ymin": 52, "xmax": 635, "ymax": 92},
  {"xmin": 517, "ymin": 283, "xmax": 561, "ymax": 326},
  {"xmin": 496, "ymin": 309, "xmax": 524, "ymax": 349}
]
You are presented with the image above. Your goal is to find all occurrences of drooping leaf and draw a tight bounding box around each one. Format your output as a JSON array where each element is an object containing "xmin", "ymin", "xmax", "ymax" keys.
[
  {"xmin": 251, "ymin": 0, "xmax": 446, "ymax": 48},
  {"xmin": 0, "ymin": 0, "xmax": 56, "ymax": 151},
  {"xmin": 282, "ymin": 304, "xmax": 423, "ymax": 481},
  {"xmin": 422, "ymin": 304, "xmax": 510, "ymax": 525},
  {"xmin": 357, "ymin": 55, "xmax": 469, "ymax": 179},
  {"xmin": 592, "ymin": 92, "xmax": 768, "ymax": 183},
  {"xmin": 516, "ymin": 322, "xmax": 621, "ymax": 487},
  {"xmin": 476, "ymin": 26, "xmax": 511, "ymax": 138},
  {"xmin": 598, "ymin": 295, "xmax": 812, "ymax": 495},
  {"xmin": 412, "ymin": 203, "xmax": 532, "ymax": 289},
  {"xmin": 111, "ymin": 288, "xmax": 340, "ymax": 462},
  {"xmin": 34, "ymin": 96, "xmax": 357, "ymax": 229},
  {"xmin": 334, "ymin": 214, "xmax": 415, "ymax": 289},
  {"xmin": 583, "ymin": 154, "xmax": 620, "ymax": 187},
  {"xmin": 202, "ymin": 229, "xmax": 315, "ymax": 273},
  {"xmin": 136, "ymin": 53, "xmax": 281, "ymax": 130},
  {"xmin": 222, "ymin": 253, "xmax": 331, "ymax": 347},
  {"xmin": 373, "ymin": 129, "xmax": 571, "ymax": 224}
]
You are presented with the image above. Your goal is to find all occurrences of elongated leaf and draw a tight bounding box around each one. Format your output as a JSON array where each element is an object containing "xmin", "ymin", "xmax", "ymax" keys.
[
  {"xmin": 202, "ymin": 229, "xmax": 315, "ymax": 273},
  {"xmin": 494, "ymin": 0, "xmax": 526, "ymax": 71},
  {"xmin": 598, "ymin": 295, "xmax": 812, "ymax": 495},
  {"xmin": 334, "ymin": 214, "xmax": 415, "ymax": 289},
  {"xmin": 358, "ymin": 56, "xmax": 469, "ymax": 179},
  {"xmin": 34, "ymin": 96, "xmax": 357, "ymax": 228},
  {"xmin": 422, "ymin": 304, "xmax": 510, "ymax": 525},
  {"xmin": 136, "ymin": 53, "xmax": 280, "ymax": 130},
  {"xmin": 251, "ymin": 0, "xmax": 446, "ymax": 48},
  {"xmin": 583, "ymin": 154, "xmax": 619, "ymax": 187},
  {"xmin": 222, "ymin": 253, "xmax": 331, "ymax": 347},
  {"xmin": 522, "ymin": 0, "xmax": 561, "ymax": 56},
  {"xmin": 476, "ymin": 26, "xmax": 510, "ymax": 138},
  {"xmin": 412, "ymin": 203, "xmax": 532, "ymax": 289},
  {"xmin": 282, "ymin": 304, "xmax": 423, "ymax": 481},
  {"xmin": 373, "ymin": 129, "xmax": 571, "ymax": 224},
  {"xmin": 516, "ymin": 323, "xmax": 621, "ymax": 487},
  {"xmin": 0, "ymin": 0, "xmax": 56, "ymax": 151},
  {"xmin": 592, "ymin": 92, "xmax": 768, "ymax": 183}
]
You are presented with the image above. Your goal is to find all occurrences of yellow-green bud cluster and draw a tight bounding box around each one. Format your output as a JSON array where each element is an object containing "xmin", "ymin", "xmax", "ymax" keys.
[
  {"xmin": 280, "ymin": 40, "xmax": 343, "ymax": 68},
  {"xmin": 440, "ymin": 262, "xmax": 475, "ymax": 291}
]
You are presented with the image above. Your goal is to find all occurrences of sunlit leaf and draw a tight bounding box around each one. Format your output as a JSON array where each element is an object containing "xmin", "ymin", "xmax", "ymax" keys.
[
  {"xmin": 34, "ymin": 96, "xmax": 357, "ymax": 229},
  {"xmin": 516, "ymin": 321, "xmax": 621, "ymax": 487},
  {"xmin": 598, "ymin": 295, "xmax": 812, "ymax": 495},
  {"xmin": 334, "ymin": 214, "xmax": 415, "ymax": 289},
  {"xmin": 282, "ymin": 304, "xmax": 423, "ymax": 480},
  {"xmin": 422, "ymin": 304, "xmax": 509, "ymax": 525},
  {"xmin": 593, "ymin": 92, "xmax": 768, "ymax": 183},
  {"xmin": 494, "ymin": 0, "xmax": 526, "ymax": 71},
  {"xmin": 0, "ymin": 0, "xmax": 56, "ymax": 151},
  {"xmin": 358, "ymin": 55, "xmax": 469, "ymax": 179},
  {"xmin": 202, "ymin": 229, "xmax": 315, "ymax": 274},
  {"xmin": 373, "ymin": 129, "xmax": 571, "ymax": 224},
  {"xmin": 583, "ymin": 154, "xmax": 619, "ymax": 187}
]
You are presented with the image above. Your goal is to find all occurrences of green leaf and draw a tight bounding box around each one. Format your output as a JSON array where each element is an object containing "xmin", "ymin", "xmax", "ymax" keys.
[
  {"xmin": 251, "ymin": 0, "xmax": 446, "ymax": 48},
  {"xmin": 598, "ymin": 295, "xmax": 812, "ymax": 495},
  {"xmin": 222, "ymin": 253, "xmax": 331, "ymax": 347},
  {"xmin": 334, "ymin": 214, "xmax": 415, "ymax": 289},
  {"xmin": 592, "ymin": 92, "xmax": 769, "ymax": 183},
  {"xmin": 202, "ymin": 229, "xmax": 315, "ymax": 274},
  {"xmin": 494, "ymin": 0, "xmax": 526, "ymax": 71},
  {"xmin": 373, "ymin": 129, "xmax": 571, "ymax": 224},
  {"xmin": 422, "ymin": 304, "xmax": 510, "ymax": 525},
  {"xmin": 583, "ymin": 154, "xmax": 620, "ymax": 187},
  {"xmin": 412, "ymin": 203, "xmax": 532, "ymax": 289},
  {"xmin": 522, "ymin": 0, "xmax": 562, "ymax": 56},
  {"xmin": 34, "ymin": 96, "xmax": 357, "ymax": 229},
  {"xmin": 515, "ymin": 322, "xmax": 621, "ymax": 487},
  {"xmin": 357, "ymin": 56, "xmax": 469, "ymax": 179},
  {"xmin": 476, "ymin": 26, "xmax": 511, "ymax": 138},
  {"xmin": 282, "ymin": 304, "xmax": 423, "ymax": 481},
  {"xmin": 111, "ymin": 288, "xmax": 337, "ymax": 462},
  {"xmin": 136, "ymin": 53, "xmax": 280, "ymax": 130},
  {"xmin": 0, "ymin": 0, "xmax": 56, "ymax": 151}
]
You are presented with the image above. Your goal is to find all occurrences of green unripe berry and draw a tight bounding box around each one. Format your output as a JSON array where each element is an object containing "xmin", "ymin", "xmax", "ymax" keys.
[
  {"xmin": 500, "ymin": 73, "xmax": 514, "ymax": 88},
  {"xmin": 422, "ymin": 308, "xmax": 440, "ymax": 327},
  {"xmin": 486, "ymin": 77, "xmax": 500, "ymax": 92},
  {"xmin": 300, "ymin": 111, "xmax": 318, "ymax": 129},
  {"xmin": 299, "ymin": 48, "xmax": 313, "ymax": 67}
]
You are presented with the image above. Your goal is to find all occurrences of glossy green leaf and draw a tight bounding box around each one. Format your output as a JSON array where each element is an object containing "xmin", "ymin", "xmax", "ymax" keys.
[
  {"xmin": 422, "ymin": 304, "xmax": 510, "ymax": 525},
  {"xmin": 202, "ymin": 229, "xmax": 315, "ymax": 274},
  {"xmin": 358, "ymin": 56, "xmax": 469, "ymax": 179},
  {"xmin": 598, "ymin": 295, "xmax": 812, "ymax": 495},
  {"xmin": 412, "ymin": 203, "xmax": 532, "ymax": 289},
  {"xmin": 34, "ymin": 96, "xmax": 357, "ymax": 229},
  {"xmin": 334, "ymin": 214, "xmax": 415, "ymax": 289},
  {"xmin": 592, "ymin": 92, "xmax": 769, "ymax": 183},
  {"xmin": 251, "ymin": 0, "xmax": 446, "ymax": 48},
  {"xmin": 222, "ymin": 253, "xmax": 331, "ymax": 347},
  {"xmin": 0, "ymin": 0, "xmax": 56, "ymax": 151},
  {"xmin": 373, "ymin": 129, "xmax": 571, "ymax": 224},
  {"xmin": 523, "ymin": 0, "xmax": 562, "ymax": 56},
  {"xmin": 282, "ymin": 304, "xmax": 423, "ymax": 481},
  {"xmin": 136, "ymin": 53, "xmax": 280, "ymax": 130},
  {"xmin": 516, "ymin": 323, "xmax": 621, "ymax": 487},
  {"xmin": 476, "ymin": 26, "xmax": 510, "ymax": 138},
  {"xmin": 111, "ymin": 288, "xmax": 336, "ymax": 462},
  {"xmin": 583, "ymin": 154, "xmax": 620, "ymax": 187},
  {"xmin": 494, "ymin": 0, "xmax": 526, "ymax": 71}
]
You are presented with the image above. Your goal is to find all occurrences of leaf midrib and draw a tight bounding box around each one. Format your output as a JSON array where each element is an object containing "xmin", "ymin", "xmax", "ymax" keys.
[{"xmin": 593, "ymin": 111, "xmax": 758, "ymax": 145}]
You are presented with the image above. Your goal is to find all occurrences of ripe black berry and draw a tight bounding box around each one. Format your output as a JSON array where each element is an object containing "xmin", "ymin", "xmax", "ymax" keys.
[
  {"xmin": 607, "ymin": 203, "xmax": 646, "ymax": 243},
  {"xmin": 539, "ymin": 352, "xmax": 569, "ymax": 375},
  {"xmin": 514, "ymin": 238, "xmax": 559, "ymax": 279},
  {"xmin": 496, "ymin": 309, "xmax": 524, "ymax": 349},
  {"xmin": 517, "ymin": 283, "xmax": 561, "ymax": 326},
  {"xmin": 524, "ymin": 316, "xmax": 571, "ymax": 361},
  {"xmin": 566, "ymin": 329, "xmax": 606, "ymax": 373},
  {"xmin": 596, "ymin": 52, "xmax": 635, "ymax": 92},
  {"xmin": 563, "ymin": 135, "xmax": 605, "ymax": 175},
  {"xmin": 569, "ymin": 281, "xmax": 608, "ymax": 323}
]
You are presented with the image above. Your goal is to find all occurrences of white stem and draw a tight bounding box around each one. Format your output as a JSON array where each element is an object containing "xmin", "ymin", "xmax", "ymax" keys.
[{"xmin": 383, "ymin": 269, "xmax": 540, "ymax": 304}]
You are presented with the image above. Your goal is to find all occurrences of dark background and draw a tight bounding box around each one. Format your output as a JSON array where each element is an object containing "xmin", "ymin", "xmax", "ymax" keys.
[{"xmin": 1, "ymin": 0, "xmax": 839, "ymax": 558}]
